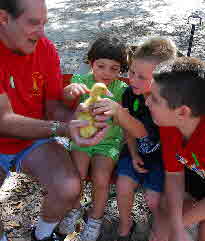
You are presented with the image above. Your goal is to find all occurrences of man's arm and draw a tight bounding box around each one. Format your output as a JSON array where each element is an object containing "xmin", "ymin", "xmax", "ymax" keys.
[
  {"xmin": 45, "ymin": 99, "xmax": 75, "ymax": 122},
  {"xmin": 0, "ymin": 93, "xmax": 108, "ymax": 146},
  {"xmin": 0, "ymin": 94, "xmax": 67, "ymax": 139}
]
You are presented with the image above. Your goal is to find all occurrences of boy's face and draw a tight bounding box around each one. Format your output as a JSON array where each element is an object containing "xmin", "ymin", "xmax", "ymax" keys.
[
  {"xmin": 91, "ymin": 58, "xmax": 121, "ymax": 85},
  {"xmin": 146, "ymin": 82, "xmax": 177, "ymax": 126},
  {"xmin": 129, "ymin": 59, "xmax": 156, "ymax": 95},
  {"xmin": 0, "ymin": 0, "xmax": 47, "ymax": 55}
]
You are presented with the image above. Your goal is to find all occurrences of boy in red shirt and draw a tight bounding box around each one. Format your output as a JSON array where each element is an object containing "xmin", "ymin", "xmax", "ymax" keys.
[{"xmin": 146, "ymin": 57, "xmax": 205, "ymax": 241}]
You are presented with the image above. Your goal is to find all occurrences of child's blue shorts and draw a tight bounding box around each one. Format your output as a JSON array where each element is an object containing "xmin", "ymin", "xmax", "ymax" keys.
[{"xmin": 117, "ymin": 150, "xmax": 164, "ymax": 193}]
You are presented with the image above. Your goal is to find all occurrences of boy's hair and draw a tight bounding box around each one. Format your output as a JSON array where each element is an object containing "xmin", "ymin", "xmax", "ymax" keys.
[
  {"xmin": 130, "ymin": 37, "xmax": 177, "ymax": 65},
  {"xmin": 153, "ymin": 57, "xmax": 205, "ymax": 117},
  {"xmin": 87, "ymin": 36, "xmax": 128, "ymax": 72},
  {"xmin": 126, "ymin": 45, "xmax": 139, "ymax": 66},
  {"xmin": 0, "ymin": 0, "xmax": 24, "ymax": 19}
]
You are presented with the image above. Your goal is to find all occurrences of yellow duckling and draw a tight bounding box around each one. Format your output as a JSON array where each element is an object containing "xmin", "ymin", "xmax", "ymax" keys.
[
  {"xmin": 64, "ymin": 232, "xmax": 77, "ymax": 241},
  {"xmin": 77, "ymin": 83, "xmax": 110, "ymax": 138}
]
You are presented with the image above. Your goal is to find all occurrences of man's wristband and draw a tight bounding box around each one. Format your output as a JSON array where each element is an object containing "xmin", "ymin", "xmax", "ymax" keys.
[{"xmin": 50, "ymin": 121, "xmax": 61, "ymax": 137}]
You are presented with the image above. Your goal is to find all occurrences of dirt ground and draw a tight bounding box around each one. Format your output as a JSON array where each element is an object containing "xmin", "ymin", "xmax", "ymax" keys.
[{"xmin": 1, "ymin": 0, "xmax": 205, "ymax": 240}]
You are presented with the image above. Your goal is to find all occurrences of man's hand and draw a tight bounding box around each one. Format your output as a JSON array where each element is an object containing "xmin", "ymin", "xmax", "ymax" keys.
[
  {"xmin": 64, "ymin": 83, "xmax": 90, "ymax": 100},
  {"xmin": 68, "ymin": 104, "xmax": 109, "ymax": 146},
  {"xmin": 68, "ymin": 119, "xmax": 109, "ymax": 147},
  {"xmin": 132, "ymin": 153, "xmax": 148, "ymax": 173}
]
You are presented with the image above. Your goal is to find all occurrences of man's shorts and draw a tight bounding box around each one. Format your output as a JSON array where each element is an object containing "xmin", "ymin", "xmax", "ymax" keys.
[
  {"xmin": 71, "ymin": 138, "xmax": 123, "ymax": 161},
  {"xmin": 0, "ymin": 138, "xmax": 56, "ymax": 175},
  {"xmin": 117, "ymin": 151, "xmax": 164, "ymax": 193},
  {"xmin": 185, "ymin": 167, "xmax": 205, "ymax": 201}
]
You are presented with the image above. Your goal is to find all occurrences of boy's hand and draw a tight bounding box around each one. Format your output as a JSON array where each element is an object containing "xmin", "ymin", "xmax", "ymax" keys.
[
  {"xmin": 64, "ymin": 83, "xmax": 90, "ymax": 99},
  {"xmin": 91, "ymin": 98, "xmax": 121, "ymax": 117},
  {"xmin": 132, "ymin": 154, "xmax": 148, "ymax": 173}
]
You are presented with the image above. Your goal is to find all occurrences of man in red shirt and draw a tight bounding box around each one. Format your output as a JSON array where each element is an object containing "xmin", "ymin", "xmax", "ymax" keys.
[
  {"xmin": 146, "ymin": 57, "xmax": 205, "ymax": 241},
  {"xmin": 0, "ymin": 0, "xmax": 108, "ymax": 240}
]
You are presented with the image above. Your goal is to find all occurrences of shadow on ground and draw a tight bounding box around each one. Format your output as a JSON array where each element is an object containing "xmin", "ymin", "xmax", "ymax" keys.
[{"xmin": 45, "ymin": 0, "xmax": 205, "ymax": 73}]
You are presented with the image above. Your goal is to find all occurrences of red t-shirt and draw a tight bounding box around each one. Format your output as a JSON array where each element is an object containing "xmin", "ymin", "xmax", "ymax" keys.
[
  {"xmin": 0, "ymin": 37, "xmax": 63, "ymax": 154},
  {"xmin": 160, "ymin": 117, "xmax": 205, "ymax": 179}
]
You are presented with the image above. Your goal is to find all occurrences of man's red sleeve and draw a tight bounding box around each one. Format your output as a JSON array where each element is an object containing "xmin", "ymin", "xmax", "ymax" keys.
[
  {"xmin": 44, "ymin": 39, "xmax": 63, "ymax": 100},
  {"xmin": 0, "ymin": 71, "xmax": 5, "ymax": 94}
]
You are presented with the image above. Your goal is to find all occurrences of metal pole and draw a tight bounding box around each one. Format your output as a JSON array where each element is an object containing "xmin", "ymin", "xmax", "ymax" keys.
[{"xmin": 187, "ymin": 14, "xmax": 202, "ymax": 57}]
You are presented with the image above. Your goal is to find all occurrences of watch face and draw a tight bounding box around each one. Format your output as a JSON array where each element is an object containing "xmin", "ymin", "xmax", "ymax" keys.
[{"xmin": 51, "ymin": 121, "xmax": 61, "ymax": 137}]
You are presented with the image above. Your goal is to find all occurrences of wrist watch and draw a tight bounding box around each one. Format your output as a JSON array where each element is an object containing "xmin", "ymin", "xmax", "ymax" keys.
[{"xmin": 50, "ymin": 121, "xmax": 61, "ymax": 137}]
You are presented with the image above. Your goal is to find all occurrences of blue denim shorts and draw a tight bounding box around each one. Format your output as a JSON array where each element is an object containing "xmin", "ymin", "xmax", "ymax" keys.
[
  {"xmin": 117, "ymin": 151, "xmax": 165, "ymax": 193},
  {"xmin": 0, "ymin": 138, "xmax": 56, "ymax": 175}
]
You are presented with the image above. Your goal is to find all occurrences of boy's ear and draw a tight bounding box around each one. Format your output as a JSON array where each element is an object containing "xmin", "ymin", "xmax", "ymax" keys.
[
  {"xmin": 0, "ymin": 10, "xmax": 9, "ymax": 26},
  {"xmin": 176, "ymin": 105, "xmax": 192, "ymax": 120}
]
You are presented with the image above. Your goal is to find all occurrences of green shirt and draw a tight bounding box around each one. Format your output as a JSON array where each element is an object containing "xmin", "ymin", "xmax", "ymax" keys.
[{"xmin": 71, "ymin": 73, "xmax": 128, "ymax": 145}]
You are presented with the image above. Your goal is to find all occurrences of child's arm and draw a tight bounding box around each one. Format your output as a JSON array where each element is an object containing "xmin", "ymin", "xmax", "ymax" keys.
[
  {"xmin": 126, "ymin": 132, "xmax": 148, "ymax": 173},
  {"xmin": 63, "ymin": 83, "xmax": 90, "ymax": 109},
  {"xmin": 92, "ymin": 98, "xmax": 148, "ymax": 138},
  {"xmin": 165, "ymin": 171, "xmax": 192, "ymax": 241},
  {"xmin": 64, "ymin": 83, "xmax": 90, "ymax": 101}
]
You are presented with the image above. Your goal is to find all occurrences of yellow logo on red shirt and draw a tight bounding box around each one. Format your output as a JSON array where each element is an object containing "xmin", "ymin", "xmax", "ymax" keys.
[
  {"xmin": 9, "ymin": 76, "xmax": 15, "ymax": 88},
  {"xmin": 31, "ymin": 72, "xmax": 44, "ymax": 96}
]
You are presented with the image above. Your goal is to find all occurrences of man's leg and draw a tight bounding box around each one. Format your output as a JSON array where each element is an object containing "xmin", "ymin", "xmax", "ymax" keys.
[{"xmin": 21, "ymin": 141, "xmax": 81, "ymax": 239}]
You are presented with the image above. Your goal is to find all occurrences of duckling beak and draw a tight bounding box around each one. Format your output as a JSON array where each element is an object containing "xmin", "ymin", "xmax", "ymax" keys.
[{"xmin": 105, "ymin": 89, "xmax": 113, "ymax": 97}]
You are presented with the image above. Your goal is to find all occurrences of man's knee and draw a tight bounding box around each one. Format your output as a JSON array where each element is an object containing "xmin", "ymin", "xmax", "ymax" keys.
[
  {"xmin": 50, "ymin": 175, "xmax": 81, "ymax": 203},
  {"xmin": 0, "ymin": 167, "xmax": 7, "ymax": 187}
]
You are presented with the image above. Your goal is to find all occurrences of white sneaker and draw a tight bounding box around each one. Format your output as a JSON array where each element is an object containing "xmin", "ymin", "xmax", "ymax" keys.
[
  {"xmin": 78, "ymin": 217, "xmax": 103, "ymax": 241},
  {"xmin": 58, "ymin": 208, "xmax": 83, "ymax": 235}
]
